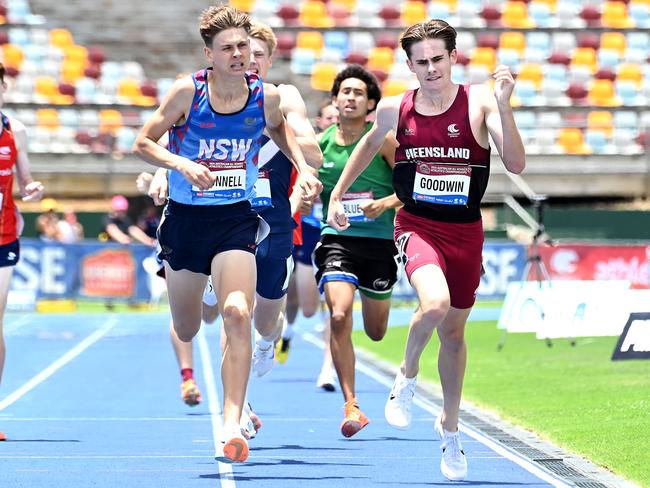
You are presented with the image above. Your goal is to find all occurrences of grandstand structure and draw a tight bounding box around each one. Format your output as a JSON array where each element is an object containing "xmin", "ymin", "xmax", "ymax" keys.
[{"xmin": 1, "ymin": 0, "xmax": 649, "ymax": 199}]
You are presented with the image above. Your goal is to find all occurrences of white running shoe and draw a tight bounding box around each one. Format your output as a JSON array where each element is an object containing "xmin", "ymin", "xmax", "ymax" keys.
[
  {"xmin": 252, "ymin": 341, "xmax": 275, "ymax": 377},
  {"xmin": 435, "ymin": 416, "xmax": 468, "ymax": 481},
  {"xmin": 202, "ymin": 276, "xmax": 217, "ymax": 306},
  {"xmin": 240, "ymin": 402, "xmax": 262, "ymax": 440},
  {"xmin": 384, "ymin": 372, "xmax": 416, "ymax": 430},
  {"xmin": 215, "ymin": 423, "xmax": 249, "ymax": 463},
  {"xmin": 316, "ymin": 366, "xmax": 336, "ymax": 392}
]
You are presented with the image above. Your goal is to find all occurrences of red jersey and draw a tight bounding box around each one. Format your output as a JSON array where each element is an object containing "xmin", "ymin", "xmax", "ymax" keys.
[
  {"xmin": 288, "ymin": 167, "xmax": 303, "ymax": 246},
  {"xmin": 394, "ymin": 85, "xmax": 490, "ymax": 223},
  {"xmin": 0, "ymin": 115, "xmax": 18, "ymax": 245}
]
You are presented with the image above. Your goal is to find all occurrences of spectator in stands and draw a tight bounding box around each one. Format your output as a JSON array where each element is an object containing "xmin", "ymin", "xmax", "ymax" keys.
[
  {"xmin": 35, "ymin": 198, "xmax": 61, "ymax": 241},
  {"xmin": 0, "ymin": 61, "xmax": 45, "ymax": 442},
  {"xmin": 57, "ymin": 207, "xmax": 84, "ymax": 243},
  {"xmin": 102, "ymin": 195, "xmax": 155, "ymax": 246}
]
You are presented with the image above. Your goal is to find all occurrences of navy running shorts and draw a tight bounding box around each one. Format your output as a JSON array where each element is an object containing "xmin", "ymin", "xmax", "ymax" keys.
[
  {"xmin": 256, "ymin": 231, "xmax": 293, "ymax": 300},
  {"xmin": 0, "ymin": 239, "xmax": 19, "ymax": 268},
  {"xmin": 292, "ymin": 222, "xmax": 320, "ymax": 266},
  {"xmin": 157, "ymin": 199, "xmax": 261, "ymax": 275}
]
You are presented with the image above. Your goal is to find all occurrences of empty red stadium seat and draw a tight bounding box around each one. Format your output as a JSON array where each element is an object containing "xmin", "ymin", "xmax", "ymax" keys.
[
  {"xmin": 480, "ymin": 5, "xmax": 502, "ymax": 26},
  {"xmin": 477, "ymin": 33, "xmax": 499, "ymax": 49},
  {"xmin": 88, "ymin": 46, "xmax": 106, "ymax": 65},
  {"xmin": 566, "ymin": 82, "xmax": 588, "ymax": 104},
  {"xmin": 577, "ymin": 33, "xmax": 600, "ymax": 50},
  {"xmin": 276, "ymin": 4, "xmax": 300, "ymax": 26},
  {"xmin": 548, "ymin": 52, "xmax": 571, "ymax": 65},
  {"xmin": 375, "ymin": 33, "xmax": 399, "ymax": 50},
  {"xmin": 580, "ymin": 5, "xmax": 602, "ymax": 27},
  {"xmin": 378, "ymin": 5, "xmax": 401, "ymax": 27},
  {"xmin": 275, "ymin": 32, "xmax": 296, "ymax": 60},
  {"xmin": 84, "ymin": 64, "xmax": 101, "ymax": 79},
  {"xmin": 346, "ymin": 51, "xmax": 368, "ymax": 65}
]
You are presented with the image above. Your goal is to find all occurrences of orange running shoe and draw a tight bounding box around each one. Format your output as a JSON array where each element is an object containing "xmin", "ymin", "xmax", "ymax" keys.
[
  {"xmin": 216, "ymin": 425, "xmax": 249, "ymax": 463},
  {"xmin": 0, "ymin": 431, "xmax": 6, "ymax": 441},
  {"xmin": 181, "ymin": 378, "xmax": 202, "ymax": 407},
  {"xmin": 340, "ymin": 398, "xmax": 369, "ymax": 438}
]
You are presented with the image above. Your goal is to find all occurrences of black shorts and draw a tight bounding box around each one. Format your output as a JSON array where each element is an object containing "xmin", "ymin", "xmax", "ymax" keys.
[
  {"xmin": 292, "ymin": 222, "xmax": 320, "ymax": 266},
  {"xmin": 157, "ymin": 199, "xmax": 261, "ymax": 275},
  {"xmin": 0, "ymin": 239, "xmax": 19, "ymax": 268},
  {"xmin": 256, "ymin": 231, "xmax": 293, "ymax": 300},
  {"xmin": 314, "ymin": 234, "xmax": 398, "ymax": 300}
]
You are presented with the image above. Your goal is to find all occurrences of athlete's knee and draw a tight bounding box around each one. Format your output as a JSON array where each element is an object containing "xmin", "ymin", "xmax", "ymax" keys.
[
  {"xmin": 174, "ymin": 322, "xmax": 199, "ymax": 343},
  {"xmin": 222, "ymin": 300, "xmax": 251, "ymax": 328},
  {"xmin": 438, "ymin": 325, "xmax": 465, "ymax": 351},
  {"xmin": 301, "ymin": 302, "xmax": 319, "ymax": 318},
  {"xmin": 419, "ymin": 297, "xmax": 450, "ymax": 328},
  {"xmin": 366, "ymin": 325, "xmax": 386, "ymax": 342},
  {"xmin": 329, "ymin": 308, "xmax": 351, "ymax": 332}
]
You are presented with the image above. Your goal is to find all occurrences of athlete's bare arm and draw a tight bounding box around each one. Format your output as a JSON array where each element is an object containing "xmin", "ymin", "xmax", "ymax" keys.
[
  {"xmin": 278, "ymin": 84, "xmax": 323, "ymax": 170},
  {"xmin": 133, "ymin": 76, "xmax": 214, "ymax": 190},
  {"xmin": 327, "ymin": 95, "xmax": 401, "ymax": 230},
  {"xmin": 481, "ymin": 65, "xmax": 525, "ymax": 174},
  {"xmin": 360, "ymin": 134, "xmax": 401, "ymax": 219},
  {"xmin": 264, "ymin": 83, "xmax": 322, "ymax": 202},
  {"xmin": 10, "ymin": 118, "xmax": 44, "ymax": 202}
]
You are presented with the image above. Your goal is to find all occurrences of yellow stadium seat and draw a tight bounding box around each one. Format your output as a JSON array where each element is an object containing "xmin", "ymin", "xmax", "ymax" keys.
[
  {"xmin": 382, "ymin": 79, "xmax": 409, "ymax": 97},
  {"xmin": 63, "ymin": 44, "xmax": 88, "ymax": 64},
  {"xmin": 501, "ymin": 1, "xmax": 535, "ymax": 28},
  {"xmin": 470, "ymin": 47, "xmax": 496, "ymax": 71},
  {"xmin": 367, "ymin": 47, "xmax": 395, "ymax": 72},
  {"xmin": 61, "ymin": 59, "xmax": 86, "ymax": 84},
  {"xmin": 571, "ymin": 47, "xmax": 597, "ymax": 72},
  {"xmin": 601, "ymin": 1, "xmax": 634, "ymax": 28},
  {"xmin": 99, "ymin": 109, "xmax": 123, "ymax": 134},
  {"xmin": 436, "ymin": 0, "xmax": 458, "ymax": 13},
  {"xmin": 1, "ymin": 43, "xmax": 23, "ymax": 69},
  {"xmin": 517, "ymin": 64, "xmax": 544, "ymax": 90},
  {"xmin": 36, "ymin": 108, "xmax": 60, "ymax": 129},
  {"xmin": 616, "ymin": 63, "xmax": 643, "ymax": 88},
  {"xmin": 296, "ymin": 31, "xmax": 324, "ymax": 54},
  {"xmin": 588, "ymin": 79, "xmax": 622, "ymax": 107},
  {"xmin": 331, "ymin": 0, "xmax": 357, "ymax": 9},
  {"xmin": 49, "ymin": 28, "xmax": 74, "ymax": 49},
  {"xmin": 34, "ymin": 76, "xmax": 60, "ymax": 99},
  {"xmin": 310, "ymin": 63, "xmax": 338, "ymax": 92},
  {"xmin": 402, "ymin": 1, "xmax": 428, "ymax": 26},
  {"xmin": 229, "ymin": 0, "xmax": 256, "ymax": 12},
  {"xmin": 557, "ymin": 128, "xmax": 591, "ymax": 155},
  {"xmin": 499, "ymin": 32, "xmax": 526, "ymax": 55},
  {"xmin": 600, "ymin": 32, "xmax": 627, "ymax": 56},
  {"xmin": 300, "ymin": 1, "xmax": 335, "ymax": 28},
  {"xmin": 587, "ymin": 111, "xmax": 614, "ymax": 136},
  {"xmin": 117, "ymin": 78, "xmax": 142, "ymax": 101}
]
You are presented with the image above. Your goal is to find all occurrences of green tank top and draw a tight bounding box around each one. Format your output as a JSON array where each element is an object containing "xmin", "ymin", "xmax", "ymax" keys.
[{"xmin": 319, "ymin": 122, "xmax": 395, "ymax": 240}]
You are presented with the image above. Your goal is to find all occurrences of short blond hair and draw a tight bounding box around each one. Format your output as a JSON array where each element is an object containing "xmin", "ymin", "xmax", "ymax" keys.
[
  {"xmin": 249, "ymin": 22, "xmax": 277, "ymax": 56},
  {"xmin": 199, "ymin": 4, "xmax": 251, "ymax": 47}
]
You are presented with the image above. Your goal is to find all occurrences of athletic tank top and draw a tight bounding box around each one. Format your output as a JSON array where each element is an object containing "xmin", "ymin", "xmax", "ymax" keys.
[
  {"xmin": 394, "ymin": 85, "xmax": 491, "ymax": 223},
  {"xmin": 319, "ymin": 123, "xmax": 394, "ymax": 240},
  {"xmin": 251, "ymin": 134, "xmax": 295, "ymax": 235},
  {"xmin": 0, "ymin": 114, "xmax": 18, "ymax": 245},
  {"xmin": 167, "ymin": 69, "xmax": 265, "ymax": 205}
]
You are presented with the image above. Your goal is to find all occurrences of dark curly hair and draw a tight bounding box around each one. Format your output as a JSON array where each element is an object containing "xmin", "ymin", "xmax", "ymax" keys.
[{"xmin": 330, "ymin": 64, "xmax": 381, "ymax": 113}]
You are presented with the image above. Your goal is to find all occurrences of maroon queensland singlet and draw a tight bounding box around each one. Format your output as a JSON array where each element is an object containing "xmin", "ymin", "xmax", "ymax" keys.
[
  {"xmin": 393, "ymin": 85, "xmax": 490, "ymax": 308},
  {"xmin": 393, "ymin": 84, "xmax": 490, "ymax": 223},
  {"xmin": 0, "ymin": 114, "xmax": 18, "ymax": 245}
]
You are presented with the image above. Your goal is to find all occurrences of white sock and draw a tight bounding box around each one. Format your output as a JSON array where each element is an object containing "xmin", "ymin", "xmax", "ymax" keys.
[{"xmin": 283, "ymin": 322, "xmax": 294, "ymax": 340}]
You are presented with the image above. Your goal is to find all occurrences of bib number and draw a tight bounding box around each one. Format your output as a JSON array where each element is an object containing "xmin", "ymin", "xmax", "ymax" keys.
[
  {"xmin": 342, "ymin": 191, "xmax": 374, "ymax": 222},
  {"xmin": 251, "ymin": 169, "xmax": 272, "ymax": 208},
  {"xmin": 192, "ymin": 161, "xmax": 246, "ymax": 199},
  {"xmin": 412, "ymin": 162, "xmax": 471, "ymax": 205}
]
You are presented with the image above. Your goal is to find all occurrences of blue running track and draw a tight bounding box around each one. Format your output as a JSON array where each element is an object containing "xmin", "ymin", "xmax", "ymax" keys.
[{"xmin": 0, "ymin": 311, "xmax": 570, "ymax": 487}]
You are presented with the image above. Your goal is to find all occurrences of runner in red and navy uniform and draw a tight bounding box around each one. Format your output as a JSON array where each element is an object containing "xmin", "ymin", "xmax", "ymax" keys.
[
  {"xmin": 326, "ymin": 19, "xmax": 525, "ymax": 481},
  {"xmin": 0, "ymin": 62, "xmax": 45, "ymax": 442},
  {"xmin": 133, "ymin": 6, "xmax": 320, "ymax": 464}
]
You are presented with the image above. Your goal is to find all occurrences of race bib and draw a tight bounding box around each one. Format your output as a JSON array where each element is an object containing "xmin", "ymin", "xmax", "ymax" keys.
[
  {"xmin": 342, "ymin": 191, "xmax": 374, "ymax": 222},
  {"xmin": 412, "ymin": 162, "xmax": 471, "ymax": 205},
  {"xmin": 313, "ymin": 197, "xmax": 323, "ymax": 221},
  {"xmin": 251, "ymin": 169, "xmax": 272, "ymax": 208},
  {"xmin": 192, "ymin": 161, "xmax": 246, "ymax": 199}
]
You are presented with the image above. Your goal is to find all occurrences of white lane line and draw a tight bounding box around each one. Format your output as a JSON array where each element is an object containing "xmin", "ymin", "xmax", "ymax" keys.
[
  {"xmin": 0, "ymin": 317, "xmax": 118, "ymax": 412},
  {"xmin": 303, "ymin": 332, "xmax": 572, "ymax": 488},
  {"xmin": 4, "ymin": 314, "xmax": 33, "ymax": 334},
  {"xmin": 197, "ymin": 324, "xmax": 236, "ymax": 488}
]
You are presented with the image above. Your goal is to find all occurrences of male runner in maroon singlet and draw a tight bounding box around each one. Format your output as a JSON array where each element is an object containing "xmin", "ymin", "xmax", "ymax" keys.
[{"xmin": 326, "ymin": 19, "xmax": 525, "ymax": 481}]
